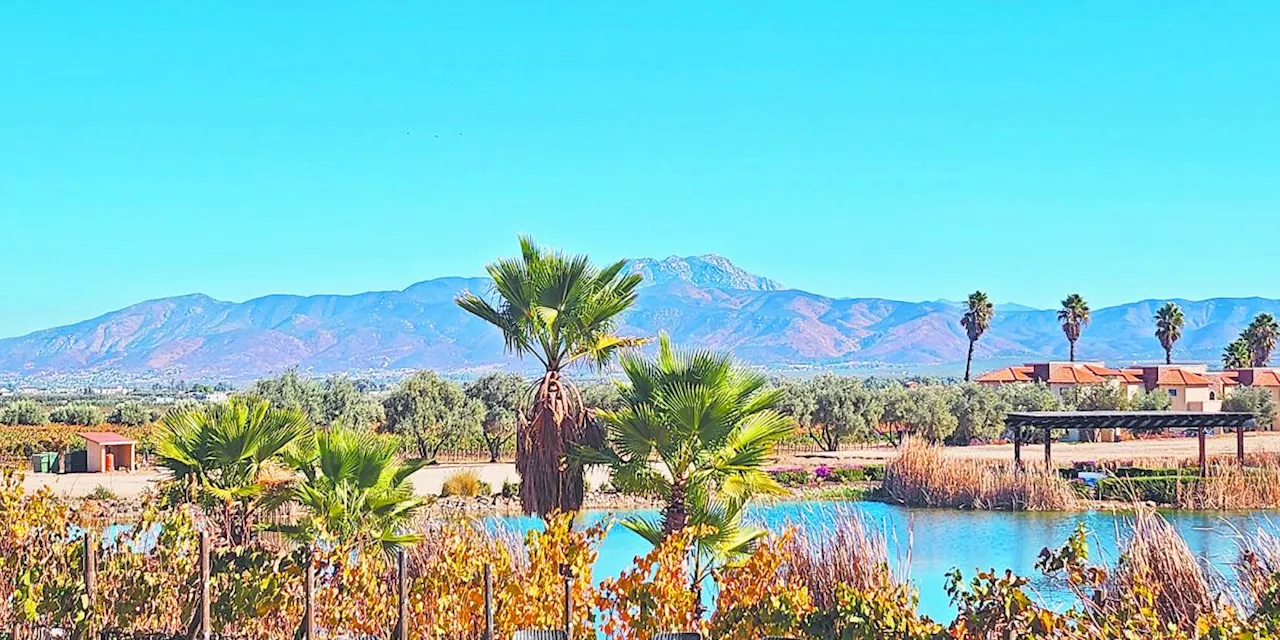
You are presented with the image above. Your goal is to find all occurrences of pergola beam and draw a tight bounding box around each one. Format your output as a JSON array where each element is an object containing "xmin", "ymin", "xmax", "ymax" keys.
[{"xmin": 1004, "ymin": 411, "xmax": 1255, "ymax": 476}]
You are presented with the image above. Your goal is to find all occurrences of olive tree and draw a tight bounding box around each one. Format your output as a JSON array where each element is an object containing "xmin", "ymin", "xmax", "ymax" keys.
[
  {"xmin": 947, "ymin": 383, "xmax": 1004, "ymax": 445},
  {"xmin": 1224, "ymin": 387, "xmax": 1278, "ymax": 430},
  {"xmin": 0, "ymin": 399, "xmax": 48, "ymax": 426},
  {"xmin": 880, "ymin": 385, "xmax": 958, "ymax": 444},
  {"xmin": 382, "ymin": 371, "xmax": 483, "ymax": 460},
  {"xmin": 777, "ymin": 374, "xmax": 882, "ymax": 451},
  {"xmin": 464, "ymin": 372, "xmax": 524, "ymax": 462}
]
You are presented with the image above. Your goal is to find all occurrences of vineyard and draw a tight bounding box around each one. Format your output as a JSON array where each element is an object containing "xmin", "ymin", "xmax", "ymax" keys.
[{"xmin": 5, "ymin": 471, "xmax": 1280, "ymax": 639}]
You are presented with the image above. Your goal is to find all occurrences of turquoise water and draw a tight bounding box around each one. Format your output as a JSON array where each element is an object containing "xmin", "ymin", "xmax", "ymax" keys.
[{"xmin": 492, "ymin": 501, "xmax": 1280, "ymax": 622}]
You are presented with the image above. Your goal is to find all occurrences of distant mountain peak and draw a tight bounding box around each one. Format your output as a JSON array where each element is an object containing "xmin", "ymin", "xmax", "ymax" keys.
[{"xmin": 626, "ymin": 254, "xmax": 785, "ymax": 291}]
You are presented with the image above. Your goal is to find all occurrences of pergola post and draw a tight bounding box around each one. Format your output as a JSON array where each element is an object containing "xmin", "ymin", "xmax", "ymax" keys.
[
  {"xmin": 1044, "ymin": 432, "xmax": 1052, "ymax": 469},
  {"xmin": 1198, "ymin": 427, "xmax": 1207, "ymax": 477},
  {"xmin": 1012, "ymin": 424, "xmax": 1022, "ymax": 469},
  {"xmin": 1238, "ymin": 421, "xmax": 1246, "ymax": 467}
]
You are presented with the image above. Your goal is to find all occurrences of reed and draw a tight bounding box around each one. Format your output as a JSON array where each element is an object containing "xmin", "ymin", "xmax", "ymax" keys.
[
  {"xmin": 881, "ymin": 438, "xmax": 1078, "ymax": 510},
  {"xmin": 1236, "ymin": 527, "xmax": 1280, "ymax": 611},
  {"xmin": 1176, "ymin": 461, "xmax": 1280, "ymax": 510},
  {"xmin": 1106, "ymin": 510, "xmax": 1221, "ymax": 630},
  {"xmin": 777, "ymin": 509, "xmax": 899, "ymax": 611}
]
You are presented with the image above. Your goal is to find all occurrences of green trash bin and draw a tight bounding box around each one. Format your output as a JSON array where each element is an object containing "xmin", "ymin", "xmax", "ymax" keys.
[{"xmin": 29, "ymin": 453, "xmax": 50, "ymax": 473}]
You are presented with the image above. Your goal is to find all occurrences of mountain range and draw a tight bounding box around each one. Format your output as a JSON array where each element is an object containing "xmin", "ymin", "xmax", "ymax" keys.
[{"xmin": 3, "ymin": 254, "xmax": 1278, "ymax": 381}]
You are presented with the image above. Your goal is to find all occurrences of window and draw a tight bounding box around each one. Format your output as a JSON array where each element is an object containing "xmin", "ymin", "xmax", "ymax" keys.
[
  {"xmin": 1168, "ymin": 389, "xmax": 1177, "ymax": 397},
  {"xmin": 1210, "ymin": 391, "xmax": 1217, "ymax": 400}
]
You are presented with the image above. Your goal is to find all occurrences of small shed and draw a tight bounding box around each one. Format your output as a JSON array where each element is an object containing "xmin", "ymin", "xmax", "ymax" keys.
[{"xmin": 80, "ymin": 432, "xmax": 137, "ymax": 472}]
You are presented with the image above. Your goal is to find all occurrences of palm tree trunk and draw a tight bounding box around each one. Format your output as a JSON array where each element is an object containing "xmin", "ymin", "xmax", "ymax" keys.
[
  {"xmin": 964, "ymin": 339, "xmax": 975, "ymax": 381},
  {"xmin": 1069, "ymin": 339, "xmax": 1076, "ymax": 362},
  {"xmin": 1166, "ymin": 348, "xmax": 1172, "ymax": 365},
  {"xmin": 518, "ymin": 370, "xmax": 587, "ymax": 517},
  {"xmin": 662, "ymin": 479, "xmax": 689, "ymax": 536}
]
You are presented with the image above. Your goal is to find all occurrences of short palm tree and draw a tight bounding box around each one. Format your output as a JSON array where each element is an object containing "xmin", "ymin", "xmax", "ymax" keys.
[
  {"xmin": 581, "ymin": 335, "xmax": 794, "ymax": 613},
  {"xmin": 155, "ymin": 398, "xmax": 312, "ymax": 546},
  {"xmin": 456, "ymin": 236, "xmax": 645, "ymax": 516},
  {"xmin": 275, "ymin": 426, "xmax": 427, "ymax": 551},
  {"xmin": 1245, "ymin": 313, "xmax": 1280, "ymax": 367},
  {"xmin": 1223, "ymin": 338, "xmax": 1252, "ymax": 369},
  {"xmin": 960, "ymin": 291, "xmax": 994, "ymax": 381},
  {"xmin": 1057, "ymin": 294, "xmax": 1091, "ymax": 362},
  {"xmin": 1154, "ymin": 302, "xmax": 1184, "ymax": 365}
]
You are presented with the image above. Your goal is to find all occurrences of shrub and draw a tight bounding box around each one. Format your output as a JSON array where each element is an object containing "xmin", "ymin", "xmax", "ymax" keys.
[
  {"xmin": 1113, "ymin": 466, "xmax": 1182, "ymax": 478},
  {"xmin": 49, "ymin": 403, "xmax": 104, "ymax": 426},
  {"xmin": 827, "ymin": 466, "xmax": 866, "ymax": 483},
  {"xmin": 500, "ymin": 479, "xmax": 520, "ymax": 498},
  {"xmin": 863, "ymin": 464, "xmax": 886, "ymax": 482},
  {"xmin": 1096, "ymin": 476, "xmax": 1189, "ymax": 504},
  {"xmin": 87, "ymin": 485, "xmax": 118, "ymax": 501},
  {"xmin": 769, "ymin": 466, "xmax": 814, "ymax": 487},
  {"xmin": 1, "ymin": 400, "xmax": 48, "ymax": 426},
  {"xmin": 109, "ymin": 401, "xmax": 152, "ymax": 426},
  {"xmin": 440, "ymin": 469, "xmax": 487, "ymax": 497}
]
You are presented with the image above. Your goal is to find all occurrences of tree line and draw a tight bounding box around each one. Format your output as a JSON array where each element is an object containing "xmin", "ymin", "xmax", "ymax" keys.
[
  {"xmin": 959, "ymin": 291, "xmax": 1280, "ymax": 379},
  {"xmin": 772, "ymin": 373, "xmax": 1277, "ymax": 451}
]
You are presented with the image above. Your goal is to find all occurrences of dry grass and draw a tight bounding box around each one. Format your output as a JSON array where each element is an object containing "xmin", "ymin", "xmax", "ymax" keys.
[
  {"xmin": 440, "ymin": 469, "xmax": 489, "ymax": 497},
  {"xmin": 1176, "ymin": 461, "xmax": 1280, "ymax": 510},
  {"xmin": 1106, "ymin": 510, "xmax": 1221, "ymax": 629},
  {"xmin": 777, "ymin": 509, "xmax": 901, "ymax": 611},
  {"xmin": 1236, "ymin": 527, "xmax": 1280, "ymax": 610},
  {"xmin": 881, "ymin": 438, "xmax": 1078, "ymax": 511}
]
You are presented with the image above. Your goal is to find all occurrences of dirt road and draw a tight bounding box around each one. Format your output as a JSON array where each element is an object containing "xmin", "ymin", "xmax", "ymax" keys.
[{"xmin": 784, "ymin": 431, "xmax": 1280, "ymax": 466}]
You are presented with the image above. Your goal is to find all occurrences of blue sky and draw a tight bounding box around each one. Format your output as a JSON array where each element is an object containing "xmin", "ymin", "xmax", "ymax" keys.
[{"xmin": 2, "ymin": 2, "xmax": 1278, "ymax": 338}]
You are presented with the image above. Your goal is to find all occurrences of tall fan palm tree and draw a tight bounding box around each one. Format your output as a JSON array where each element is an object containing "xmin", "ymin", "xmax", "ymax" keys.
[
  {"xmin": 960, "ymin": 291, "xmax": 994, "ymax": 382},
  {"xmin": 1223, "ymin": 338, "xmax": 1252, "ymax": 369},
  {"xmin": 1154, "ymin": 302, "xmax": 1184, "ymax": 365},
  {"xmin": 274, "ymin": 426, "xmax": 427, "ymax": 551},
  {"xmin": 581, "ymin": 334, "xmax": 794, "ymax": 607},
  {"xmin": 1057, "ymin": 294, "xmax": 1091, "ymax": 362},
  {"xmin": 155, "ymin": 398, "xmax": 312, "ymax": 546},
  {"xmin": 456, "ymin": 236, "xmax": 645, "ymax": 516},
  {"xmin": 1244, "ymin": 313, "xmax": 1280, "ymax": 367}
]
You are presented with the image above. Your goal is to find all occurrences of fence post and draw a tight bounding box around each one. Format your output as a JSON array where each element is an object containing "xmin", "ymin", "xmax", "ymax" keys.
[
  {"xmin": 83, "ymin": 532, "xmax": 97, "ymax": 640},
  {"xmin": 396, "ymin": 548, "xmax": 408, "ymax": 640},
  {"xmin": 199, "ymin": 530, "xmax": 210, "ymax": 640},
  {"xmin": 561, "ymin": 564, "xmax": 572, "ymax": 640},
  {"xmin": 484, "ymin": 564, "xmax": 494, "ymax": 640},
  {"xmin": 303, "ymin": 546, "xmax": 315, "ymax": 640}
]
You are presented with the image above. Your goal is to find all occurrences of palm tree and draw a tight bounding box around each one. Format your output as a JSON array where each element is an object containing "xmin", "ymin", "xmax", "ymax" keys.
[
  {"xmin": 275, "ymin": 426, "xmax": 427, "ymax": 551},
  {"xmin": 155, "ymin": 398, "xmax": 312, "ymax": 546},
  {"xmin": 960, "ymin": 291, "xmax": 994, "ymax": 381},
  {"xmin": 1223, "ymin": 338, "xmax": 1252, "ymax": 369},
  {"xmin": 1154, "ymin": 302, "xmax": 1184, "ymax": 365},
  {"xmin": 456, "ymin": 236, "xmax": 644, "ymax": 516},
  {"xmin": 1057, "ymin": 294, "xmax": 1091, "ymax": 362},
  {"xmin": 582, "ymin": 334, "xmax": 795, "ymax": 611},
  {"xmin": 1244, "ymin": 313, "xmax": 1280, "ymax": 367}
]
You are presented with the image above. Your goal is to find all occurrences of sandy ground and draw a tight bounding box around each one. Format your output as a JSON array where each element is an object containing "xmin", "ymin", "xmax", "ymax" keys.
[
  {"xmin": 20, "ymin": 432, "xmax": 1280, "ymax": 499},
  {"xmin": 20, "ymin": 461, "xmax": 615, "ymax": 500}
]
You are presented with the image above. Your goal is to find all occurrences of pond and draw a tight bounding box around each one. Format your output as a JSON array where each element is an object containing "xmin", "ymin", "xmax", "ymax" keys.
[{"xmin": 492, "ymin": 500, "xmax": 1280, "ymax": 622}]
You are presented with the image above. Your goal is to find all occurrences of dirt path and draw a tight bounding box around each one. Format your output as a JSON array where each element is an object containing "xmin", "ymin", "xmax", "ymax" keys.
[
  {"xmin": 19, "ymin": 461, "xmax": 614, "ymax": 500},
  {"xmin": 21, "ymin": 432, "xmax": 1280, "ymax": 499},
  {"xmin": 783, "ymin": 431, "xmax": 1280, "ymax": 466}
]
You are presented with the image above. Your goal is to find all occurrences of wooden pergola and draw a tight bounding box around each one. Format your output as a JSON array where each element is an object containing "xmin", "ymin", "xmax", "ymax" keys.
[{"xmin": 1005, "ymin": 411, "xmax": 1256, "ymax": 476}]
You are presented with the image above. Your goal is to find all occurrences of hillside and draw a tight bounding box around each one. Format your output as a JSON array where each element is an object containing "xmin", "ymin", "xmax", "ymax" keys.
[{"xmin": 3, "ymin": 256, "xmax": 1278, "ymax": 380}]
